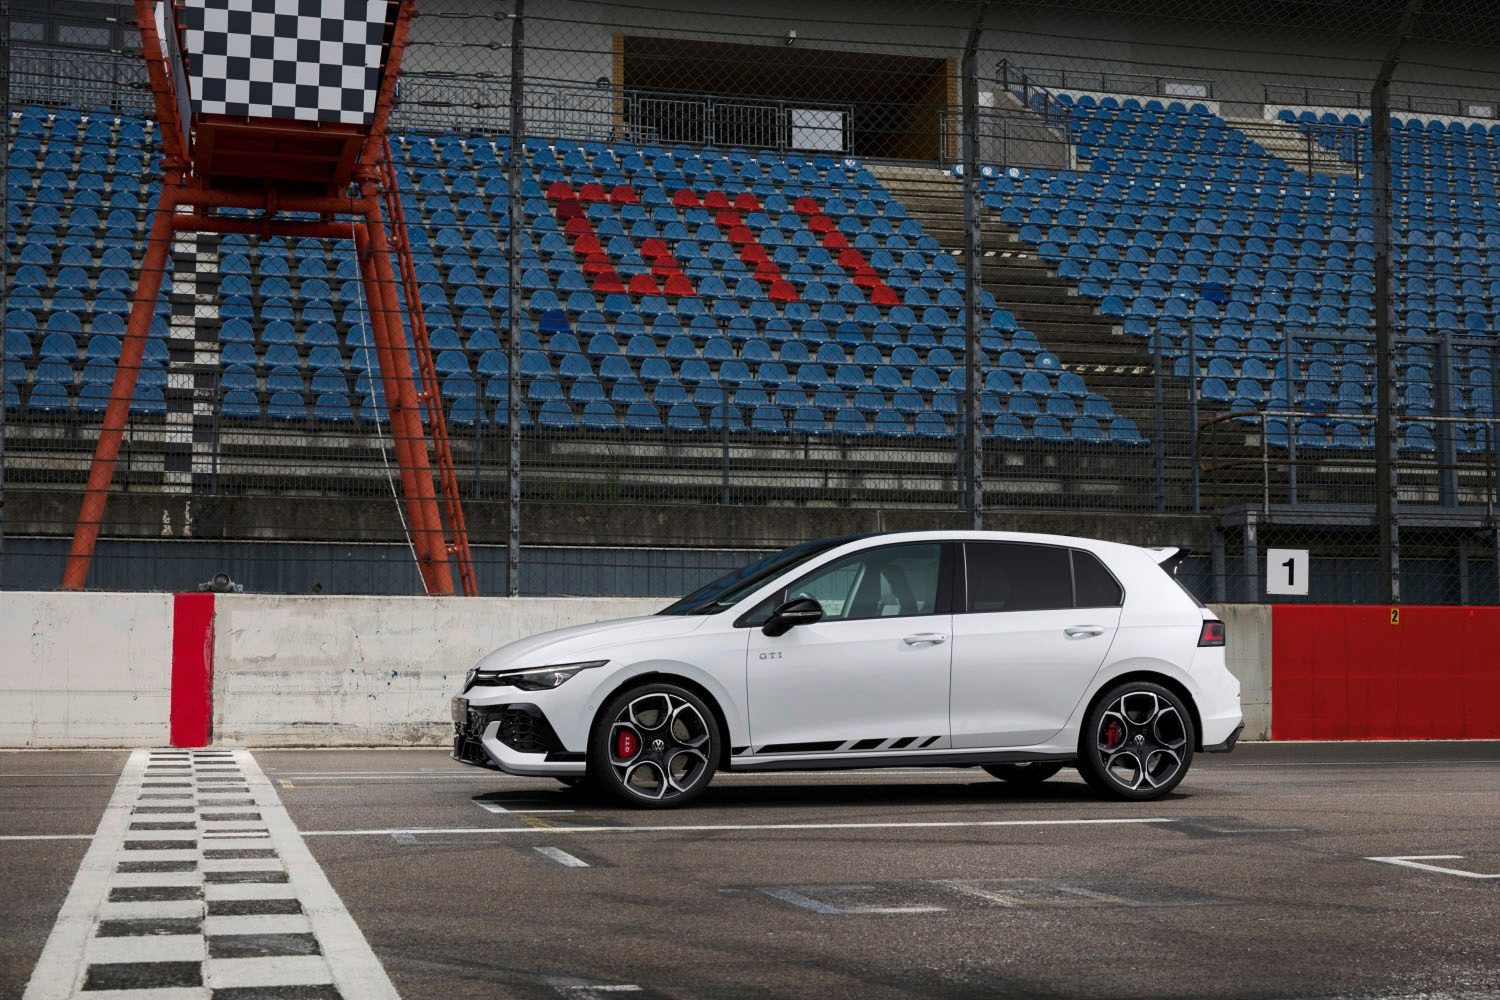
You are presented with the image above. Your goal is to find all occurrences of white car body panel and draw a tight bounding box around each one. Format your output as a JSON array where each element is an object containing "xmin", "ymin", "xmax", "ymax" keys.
[
  {"xmin": 455, "ymin": 530, "xmax": 1243, "ymax": 778},
  {"xmin": 746, "ymin": 614, "xmax": 953, "ymax": 750},
  {"xmin": 950, "ymin": 606, "xmax": 1121, "ymax": 748}
]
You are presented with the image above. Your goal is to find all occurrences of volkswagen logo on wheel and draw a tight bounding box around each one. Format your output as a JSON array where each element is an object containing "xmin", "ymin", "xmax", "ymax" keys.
[
  {"xmin": 651, "ymin": 738, "xmax": 665, "ymax": 752},
  {"xmin": 1134, "ymin": 734, "xmax": 1146, "ymax": 745}
]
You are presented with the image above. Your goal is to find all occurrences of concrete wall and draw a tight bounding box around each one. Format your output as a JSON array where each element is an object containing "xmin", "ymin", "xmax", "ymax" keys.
[
  {"xmin": 0, "ymin": 592, "xmax": 175, "ymax": 747},
  {"xmin": 1211, "ymin": 604, "xmax": 1271, "ymax": 742},
  {"xmin": 0, "ymin": 594, "xmax": 1299, "ymax": 750},
  {"xmin": 211, "ymin": 596, "xmax": 663, "ymax": 746}
]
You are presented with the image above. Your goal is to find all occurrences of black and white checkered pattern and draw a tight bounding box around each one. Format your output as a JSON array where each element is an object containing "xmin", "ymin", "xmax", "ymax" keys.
[
  {"xmin": 181, "ymin": 0, "xmax": 391, "ymax": 125},
  {"xmin": 25, "ymin": 747, "xmax": 398, "ymax": 998}
]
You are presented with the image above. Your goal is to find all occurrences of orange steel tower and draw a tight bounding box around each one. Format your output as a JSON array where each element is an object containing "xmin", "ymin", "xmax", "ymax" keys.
[{"xmin": 61, "ymin": 0, "xmax": 476, "ymax": 595}]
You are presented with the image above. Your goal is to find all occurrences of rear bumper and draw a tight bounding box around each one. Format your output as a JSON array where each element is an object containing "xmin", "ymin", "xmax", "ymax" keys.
[{"xmin": 1203, "ymin": 721, "xmax": 1244, "ymax": 753}]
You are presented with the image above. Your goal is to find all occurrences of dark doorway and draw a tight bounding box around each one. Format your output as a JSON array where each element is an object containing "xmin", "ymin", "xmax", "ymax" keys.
[{"xmin": 620, "ymin": 35, "xmax": 950, "ymax": 161}]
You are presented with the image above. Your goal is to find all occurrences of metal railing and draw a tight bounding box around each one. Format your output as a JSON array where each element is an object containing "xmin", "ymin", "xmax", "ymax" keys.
[
  {"xmin": 996, "ymin": 59, "xmax": 1214, "ymax": 103},
  {"xmin": 1264, "ymin": 83, "xmax": 1500, "ymax": 120}
]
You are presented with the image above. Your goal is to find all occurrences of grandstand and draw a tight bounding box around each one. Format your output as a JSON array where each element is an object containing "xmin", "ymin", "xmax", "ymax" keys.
[{"xmin": 3, "ymin": 0, "xmax": 1500, "ymax": 603}]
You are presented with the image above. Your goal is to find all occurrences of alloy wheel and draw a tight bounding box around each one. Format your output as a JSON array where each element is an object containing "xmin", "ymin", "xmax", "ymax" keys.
[
  {"xmin": 607, "ymin": 692, "xmax": 712, "ymax": 802},
  {"xmin": 1095, "ymin": 690, "xmax": 1188, "ymax": 792}
]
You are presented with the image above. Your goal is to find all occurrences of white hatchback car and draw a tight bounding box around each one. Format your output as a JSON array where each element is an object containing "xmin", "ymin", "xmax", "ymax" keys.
[{"xmin": 452, "ymin": 531, "xmax": 1243, "ymax": 807}]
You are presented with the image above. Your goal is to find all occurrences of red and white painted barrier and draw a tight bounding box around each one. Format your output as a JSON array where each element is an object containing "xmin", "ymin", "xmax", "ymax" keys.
[
  {"xmin": 1271, "ymin": 605, "xmax": 1500, "ymax": 740},
  {"xmin": 0, "ymin": 595, "xmax": 1492, "ymax": 747}
]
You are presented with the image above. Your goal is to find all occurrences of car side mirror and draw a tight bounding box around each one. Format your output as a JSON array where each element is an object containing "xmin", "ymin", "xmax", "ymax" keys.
[{"xmin": 762, "ymin": 596, "xmax": 823, "ymax": 637}]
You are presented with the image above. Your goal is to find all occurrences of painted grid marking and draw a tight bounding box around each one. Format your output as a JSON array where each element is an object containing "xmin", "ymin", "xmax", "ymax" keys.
[
  {"xmin": 22, "ymin": 748, "xmax": 400, "ymax": 1000},
  {"xmin": 534, "ymin": 846, "xmax": 591, "ymax": 868}
]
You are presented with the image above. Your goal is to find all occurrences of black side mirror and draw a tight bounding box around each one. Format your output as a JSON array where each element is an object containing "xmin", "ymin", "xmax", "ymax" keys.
[{"xmin": 762, "ymin": 596, "xmax": 823, "ymax": 637}]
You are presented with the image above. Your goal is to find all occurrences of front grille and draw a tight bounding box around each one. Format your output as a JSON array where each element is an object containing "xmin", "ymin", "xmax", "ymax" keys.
[
  {"xmin": 454, "ymin": 703, "xmax": 564, "ymax": 757},
  {"xmin": 494, "ymin": 705, "xmax": 563, "ymax": 755}
]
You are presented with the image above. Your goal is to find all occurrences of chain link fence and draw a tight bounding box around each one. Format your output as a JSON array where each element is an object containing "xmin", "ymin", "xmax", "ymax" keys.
[{"xmin": 3, "ymin": 0, "xmax": 1500, "ymax": 602}]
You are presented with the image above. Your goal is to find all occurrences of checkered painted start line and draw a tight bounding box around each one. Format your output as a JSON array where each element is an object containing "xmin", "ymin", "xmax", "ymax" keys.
[{"xmin": 22, "ymin": 748, "xmax": 398, "ymax": 999}]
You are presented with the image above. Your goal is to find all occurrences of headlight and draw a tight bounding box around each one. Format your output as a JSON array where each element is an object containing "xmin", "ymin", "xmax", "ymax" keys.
[{"xmin": 472, "ymin": 660, "xmax": 608, "ymax": 691}]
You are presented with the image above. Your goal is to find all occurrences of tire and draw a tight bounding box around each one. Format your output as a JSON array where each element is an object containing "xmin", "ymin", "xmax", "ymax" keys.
[
  {"xmin": 1077, "ymin": 681, "xmax": 1195, "ymax": 801},
  {"xmin": 983, "ymin": 761, "xmax": 1065, "ymax": 784},
  {"xmin": 588, "ymin": 682, "xmax": 720, "ymax": 808}
]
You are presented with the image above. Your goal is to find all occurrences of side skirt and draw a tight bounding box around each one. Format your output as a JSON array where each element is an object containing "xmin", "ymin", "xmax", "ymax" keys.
[{"xmin": 727, "ymin": 749, "xmax": 1078, "ymax": 773}]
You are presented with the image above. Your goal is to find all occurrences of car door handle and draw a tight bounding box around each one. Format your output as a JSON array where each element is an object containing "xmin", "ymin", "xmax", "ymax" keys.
[
  {"xmin": 903, "ymin": 633, "xmax": 947, "ymax": 646},
  {"xmin": 1064, "ymin": 626, "xmax": 1105, "ymax": 639}
]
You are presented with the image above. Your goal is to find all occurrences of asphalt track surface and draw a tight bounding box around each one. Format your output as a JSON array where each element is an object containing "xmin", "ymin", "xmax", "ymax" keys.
[{"xmin": 5, "ymin": 741, "xmax": 1500, "ymax": 1000}]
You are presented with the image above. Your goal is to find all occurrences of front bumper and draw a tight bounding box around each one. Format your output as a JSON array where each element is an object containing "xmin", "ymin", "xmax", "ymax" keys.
[{"xmin": 450, "ymin": 699, "xmax": 586, "ymax": 776}]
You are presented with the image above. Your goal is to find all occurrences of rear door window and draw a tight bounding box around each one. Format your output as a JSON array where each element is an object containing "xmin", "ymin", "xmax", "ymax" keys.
[{"xmin": 965, "ymin": 542, "xmax": 1074, "ymax": 613}]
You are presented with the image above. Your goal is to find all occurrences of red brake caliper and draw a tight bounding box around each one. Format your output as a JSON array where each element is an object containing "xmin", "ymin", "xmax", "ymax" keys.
[
  {"xmin": 615, "ymin": 728, "xmax": 640, "ymax": 759},
  {"xmin": 1104, "ymin": 720, "xmax": 1124, "ymax": 749}
]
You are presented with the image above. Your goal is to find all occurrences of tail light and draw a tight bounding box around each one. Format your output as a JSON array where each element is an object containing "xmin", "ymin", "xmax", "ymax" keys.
[{"xmin": 1198, "ymin": 620, "xmax": 1226, "ymax": 647}]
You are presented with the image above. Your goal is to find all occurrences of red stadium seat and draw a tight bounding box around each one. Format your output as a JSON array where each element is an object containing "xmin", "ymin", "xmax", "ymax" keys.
[
  {"xmin": 703, "ymin": 190, "xmax": 731, "ymax": 210},
  {"xmin": 628, "ymin": 273, "xmax": 661, "ymax": 296},
  {"xmin": 546, "ymin": 181, "xmax": 573, "ymax": 200},
  {"xmin": 805, "ymin": 214, "xmax": 833, "ymax": 235},
  {"xmin": 609, "ymin": 184, "xmax": 639, "ymax": 204},
  {"xmin": 663, "ymin": 274, "xmax": 695, "ymax": 298},
  {"xmin": 577, "ymin": 182, "xmax": 607, "ymax": 202},
  {"xmin": 671, "ymin": 189, "xmax": 699, "ymax": 207},
  {"xmin": 794, "ymin": 195, "xmax": 820, "ymax": 214},
  {"xmin": 733, "ymin": 192, "xmax": 761, "ymax": 212},
  {"xmin": 768, "ymin": 279, "xmax": 798, "ymax": 303},
  {"xmin": 869, "ymin": 283, "xmax": 899, "ymax": 306}
]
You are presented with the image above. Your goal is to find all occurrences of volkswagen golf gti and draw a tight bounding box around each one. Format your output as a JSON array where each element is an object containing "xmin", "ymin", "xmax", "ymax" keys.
[{"xmin": 451, "ymin": 531, "xmax": 1243, "ymax": 807}]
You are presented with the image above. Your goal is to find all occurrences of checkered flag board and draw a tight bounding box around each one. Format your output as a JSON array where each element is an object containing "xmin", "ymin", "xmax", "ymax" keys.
[{"xmin": 180, "ymin": 0, "xmax": 393, "ymax": 125}]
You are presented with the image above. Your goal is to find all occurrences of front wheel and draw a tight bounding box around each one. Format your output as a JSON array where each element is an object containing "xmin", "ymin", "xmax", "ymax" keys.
[
  {"xmin": 982, "ymin": 762, "xmax": 1065, "ymax": 784},
  {"xmin": 1078, "ymin": 681, "xmax": 1195, "ymax": 801},
  {"xmin": 588, "ymin": 683, "xmax": 720, "ymax": 808}
]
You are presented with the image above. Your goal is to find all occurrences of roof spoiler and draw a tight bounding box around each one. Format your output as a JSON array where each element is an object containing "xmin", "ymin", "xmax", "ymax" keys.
[{"xmin": 1144, "ymin": 546, "xmax": 1190, "ymax": 575}]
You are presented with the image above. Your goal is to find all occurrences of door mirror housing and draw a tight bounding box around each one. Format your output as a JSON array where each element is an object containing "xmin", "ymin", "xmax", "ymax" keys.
[{"xmin": 762, "ymin": 596, "xmax": 824, "ymax": 637}]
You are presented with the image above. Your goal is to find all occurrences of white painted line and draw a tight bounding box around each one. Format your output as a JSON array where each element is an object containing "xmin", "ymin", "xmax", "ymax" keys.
[
  {"xmin": 235, "ymin": 749, "xmax": 400, "ymax": 1000},
  {"xmin": 304, "ymin": 817, "xmax": 1172, "ymax": 838},
  {"xmin": 21, "ymin": 748, "xmax": 148, "ymax": 1000},
  {"xmin": 534, "ymin": 846, "xmax": 591, "ymax": 868},
  {"xmin": 200, "ymin": 857, "xmax": 287, "ymax": 873},
  {"xmin": 475, "ymin": 800, "xmax": 575, "ymax": 815},
  {"xmin": 204, "ymin": 882, "xmax": 297, "ymax": 901},
  {"xmin": 86, "ymin": 933, "xmax": 205, "ymax": 964},
  {"xmin": 66, "ymin": 989, "xmax": 206, "ymax": 1000},
  {"xmin": 108, "ymin": 870, "xmax": 203, "ymax": 888},
  {"xmin": 0, "ymin": 834, "xmax": 95, "ymax": 842},
  {"xmin": 204, "ymin": 954, "xmax": 334, "ymax": 989},
  {"xmin": 203, "ymin": 913, "xmax": 314, "ymax": 936},
  {"xmin": 97, "ymin": 899, "xmax": 204, "ymax": 921},
  {"xmin": 1367, "ymin": 855, "xmax": 1500, "ymax": 879}
]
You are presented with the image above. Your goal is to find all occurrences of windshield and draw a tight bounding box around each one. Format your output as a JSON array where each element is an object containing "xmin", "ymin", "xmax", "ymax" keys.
[{"xmin": 657, "ymin": 536, "xmax": 860, "ymax": 616}]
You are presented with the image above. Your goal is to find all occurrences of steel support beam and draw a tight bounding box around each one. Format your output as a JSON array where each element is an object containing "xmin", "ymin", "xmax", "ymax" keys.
[
  {"xmin": 505, "ymin": 0, "xmax": 526, "ymax": 595},
  {"xmin": 960, "ymin": 5, "xmax": 988, "ymax": 529},
  {"xmin": 1371, "ymin": 0, "xmax": 1424, "ymax": 604},
  {"xmin": 63, "ymin": 185, "xmax": 180, "ymax": 589}
]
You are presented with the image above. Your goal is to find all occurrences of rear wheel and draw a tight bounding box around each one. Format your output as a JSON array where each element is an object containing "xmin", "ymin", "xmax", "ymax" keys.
[
  {"xmin": 1078, "ymin": 681, "xmax": 1195, "ymax": 801},
  {"xmin": 589, "ymin": 682, "xmax": 720, "ymax": 808},
  {"xmin": 982, "ymin": 762, "xmax": 1065, "ymax": 784}
]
